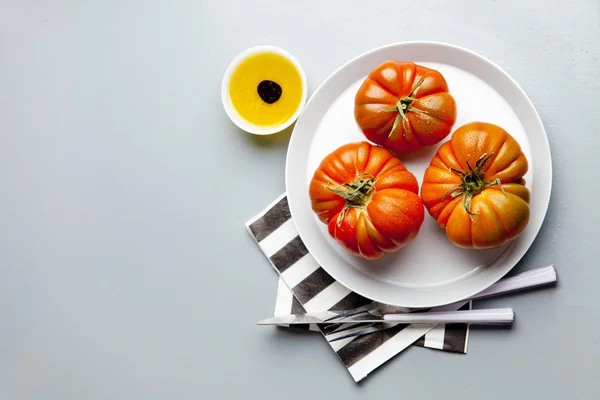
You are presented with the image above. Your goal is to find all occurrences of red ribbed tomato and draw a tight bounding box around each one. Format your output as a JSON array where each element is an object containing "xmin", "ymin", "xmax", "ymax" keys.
[
  {"xmin": 354, "ymin": 61, "xmax": 457, "ymax": 153},
  {"xmin": 309, "ymin": 142, "xmax": 424, "ymax": 259},
  {"xmin": 421, "ymin": 122, "xmax": 530, "ymax": 249}
]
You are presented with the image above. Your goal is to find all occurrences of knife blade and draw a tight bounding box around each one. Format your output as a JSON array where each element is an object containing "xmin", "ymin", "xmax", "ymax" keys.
[{"xmin": 256, "ymin": 311, "xmax": 374, "ymax": 325}]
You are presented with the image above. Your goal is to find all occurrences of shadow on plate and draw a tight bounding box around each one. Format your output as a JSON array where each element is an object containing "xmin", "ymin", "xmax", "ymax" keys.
[{"xmin": 391, "ymin": 144, "xmax": 439, "ymax": 164}]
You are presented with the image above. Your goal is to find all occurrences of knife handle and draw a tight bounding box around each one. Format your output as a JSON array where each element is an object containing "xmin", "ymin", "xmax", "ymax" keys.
[
  {"xmin": 469, "ymin": 265, "xmax": 557, "ymax": 301},
  {"xmin": 383, "ymin": 308, "xmax": 515, "ymax": 325}
]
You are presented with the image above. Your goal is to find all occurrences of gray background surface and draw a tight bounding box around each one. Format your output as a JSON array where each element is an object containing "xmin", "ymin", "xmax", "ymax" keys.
[{"xmin": 1, "ymin": 0, "xmax": 599, "ymax": 398}]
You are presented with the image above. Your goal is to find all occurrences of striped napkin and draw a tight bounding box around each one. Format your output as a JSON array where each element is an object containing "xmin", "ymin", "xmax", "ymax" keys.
[{"xmin": 247, "ymin": 194, "xmax": 470, "ymax": 382}]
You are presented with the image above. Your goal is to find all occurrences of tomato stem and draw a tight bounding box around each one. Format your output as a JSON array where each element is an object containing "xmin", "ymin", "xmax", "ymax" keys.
[
  {"xmin": 443, "ymin": 153, "xmax": 506, "ymax": 218},
  {"xmin": 326, "ymin": 174, "xmax": 375, "ymax": 227},
  {"xmin": 382, "ymin": 77, "xmax": 428, "ymax": 140}
]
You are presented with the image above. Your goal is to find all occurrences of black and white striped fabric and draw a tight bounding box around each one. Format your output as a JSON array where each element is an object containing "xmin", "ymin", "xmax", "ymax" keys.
[{"xmin": 247, "ymin": 194, "xmax": 470, "ymax": 382}]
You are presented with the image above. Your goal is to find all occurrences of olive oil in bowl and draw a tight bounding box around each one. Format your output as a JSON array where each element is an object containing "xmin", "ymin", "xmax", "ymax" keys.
[{"xmin": 222, "ymin": 46, "xmax": 307, "ymax": 135}]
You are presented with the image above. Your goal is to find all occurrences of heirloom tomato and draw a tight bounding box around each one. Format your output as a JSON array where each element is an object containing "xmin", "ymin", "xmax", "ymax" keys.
[
  {"xmin": 309, "ymin": 142, "xmax": 424, "ymax": 259},
  {"xmin": 354, "ymin": 61, "xmax": 457, "ymax": 153},
  {"xmin": 421, "ymin": 122, "xmax": 530, "ymax": 249}
]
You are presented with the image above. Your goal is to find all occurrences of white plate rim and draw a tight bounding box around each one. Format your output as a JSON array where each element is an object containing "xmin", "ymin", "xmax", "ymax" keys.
[{"xmin": 285, "ymin": 41, "xmax": 552, "ymax": 308}]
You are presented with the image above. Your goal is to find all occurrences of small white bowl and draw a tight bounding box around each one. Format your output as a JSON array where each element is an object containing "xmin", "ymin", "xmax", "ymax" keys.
[{"xmin": 221, "ymin": 45, "xmax": 308, "ymax": 135}]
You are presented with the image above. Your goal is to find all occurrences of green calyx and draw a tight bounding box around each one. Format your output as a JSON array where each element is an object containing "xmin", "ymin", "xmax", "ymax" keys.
[
  {"xmin": 378, "ymin": 78, "xmax": 428, "ymax": 139},
  {"xmin": 327, "ymin": 174, "xmax": 375, "ymax": 227},
  {"xmin": 443, "ymin": 153, "xmax": 506, "ymax": 217}
]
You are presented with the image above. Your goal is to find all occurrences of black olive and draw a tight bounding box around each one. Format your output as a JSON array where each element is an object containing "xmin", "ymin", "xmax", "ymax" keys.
[{"xmin": 257, "ymin": 80, "xmax": 282, "ymax": 104}]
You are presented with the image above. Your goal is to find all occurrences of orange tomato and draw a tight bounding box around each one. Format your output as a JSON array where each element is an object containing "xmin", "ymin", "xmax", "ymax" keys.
[
  {"xmin": 421, "ymin": 122, "xmax": 530, "ymax": 249},
  {"xmin": 354, "ymin": 61, "xmax": 457, "ymax": 153},
  {"xmin": 309, "ymin": 142, "xmax": 424, "ymax": 259}
]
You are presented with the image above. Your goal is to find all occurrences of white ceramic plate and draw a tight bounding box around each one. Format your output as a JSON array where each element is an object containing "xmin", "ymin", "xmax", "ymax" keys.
[{"xmin": 285, "ymin": 42, "xmax": 552, "ymax": 308}]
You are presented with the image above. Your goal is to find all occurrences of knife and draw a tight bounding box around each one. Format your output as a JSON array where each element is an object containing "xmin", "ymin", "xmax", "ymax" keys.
[
  {"xmin": 257, "ymin": 265, "xmax": 556, "ymax": 326},
  {"xmin": 257, "ymin": 308, "xmax": 514, "ymax": 325}
]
